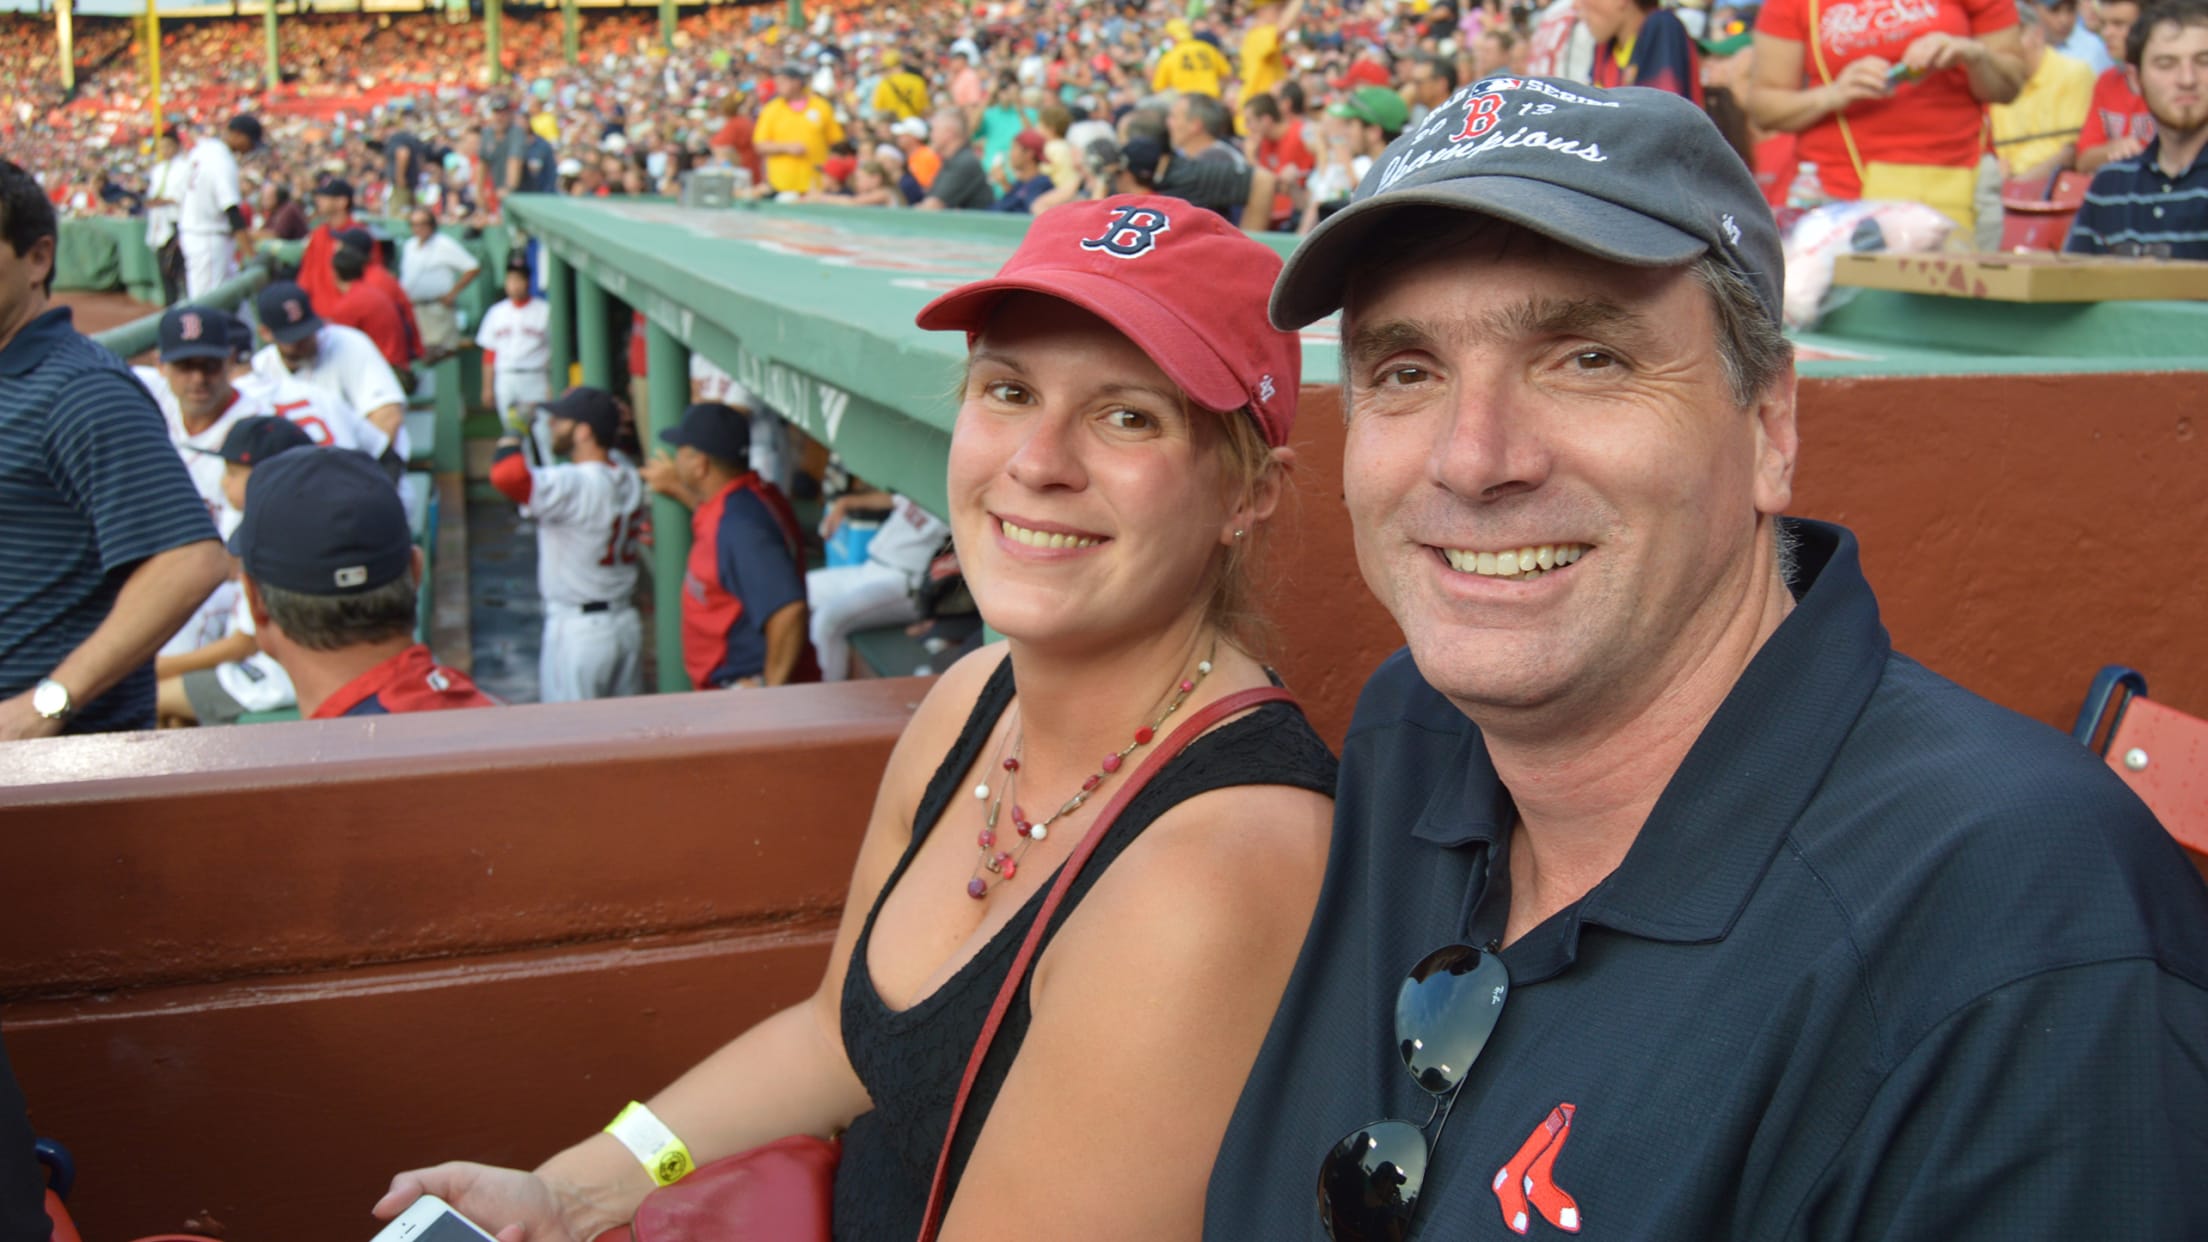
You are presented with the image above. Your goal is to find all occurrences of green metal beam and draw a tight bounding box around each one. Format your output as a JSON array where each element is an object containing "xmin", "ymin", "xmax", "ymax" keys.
[
  {"xmin": 92, "ymin": 262, "xmax": 269, "ymax": 358},
  {"xmin": 484, "ymin": 0, "xmax": 503, "ymax": 86},
  {"xmin": 643, "ymin": 319, "xmax": 694, "ymax": 694},
  {"xmin": 576, "ymin": 268, "xmax": 612, "ymax": 391},
  {"xmin": 544, "ymin": 247, "xmax": 575, "ymax": 391},
  {"xmin": 562, "ymin": 0, "xmax": 577, "ymax": 64},
  {"xmin": 263, "ymin": 0, "xmax": 277, "ymax": 91},
  {"xmin": 659, "ymin": 0, "xmax": 674, "ymax": 51}
]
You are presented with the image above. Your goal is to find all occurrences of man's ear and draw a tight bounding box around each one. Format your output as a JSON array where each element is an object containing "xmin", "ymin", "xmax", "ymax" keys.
[
  {"xmin": 243, "ymin": 575, "xmax": 273, "ymax": 633},
  {"xmin": 1751, "ymin": 361, "xmax": 1799, "ymax": 519},
  {"xmin": 409, "ymin": 547, "xmax": 426, "ymax": 591}
]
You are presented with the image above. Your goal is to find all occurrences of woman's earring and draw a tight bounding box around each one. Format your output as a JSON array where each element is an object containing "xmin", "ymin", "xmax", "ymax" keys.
[{"xmin": 1233, "ymin": 529, "xmax": 1246, "ymax": 540}]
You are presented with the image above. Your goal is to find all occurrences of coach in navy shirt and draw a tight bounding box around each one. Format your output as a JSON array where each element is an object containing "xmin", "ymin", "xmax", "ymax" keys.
[
  {"xmin": 0, "ymin": 158, "xmax": 228, "ymax": 739},
  {"xmin": 1209, "ymin": 80, "xmax": 2208, "ymax": 1240}
]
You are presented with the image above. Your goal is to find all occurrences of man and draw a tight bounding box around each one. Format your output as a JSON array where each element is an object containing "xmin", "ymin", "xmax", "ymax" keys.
[
  {"xmin": 134, "ymin": 304, "xmax": 266, "ymax": 519},
  {"xmin": 756, "ymin": 64, "xmax": 846, "ymax": 196},
  {"xmin": 2076, "ymin": 0, "xmax": 2156, "ymax": 170},
  {"xmin": 475, "ymin": 254, "xmax": 552, "ymax": 423},
  {"xmin": 1109, "ymin": 135, "xmax": 1279, "ymax": 230},
  {"xmin": 337, "ymin": 228, "xmax": 422, "ymax": 366},
  {"xmin": 252, "ymin": 279, "xmax": 410, "ymax": 473},
  {"xmin": 1209, "ymin": 77, "xmax": 2208, "ymax": 1238},
  {"xmin": 385, "ymin": 118, "xmax": 430, "ymax": 212},
  {"xmin": 1247, "ymin": 92, "xmax": 1317, "ymax": 228},
  {"xmin": 144, "ymin": 127, "xmax": 186, "ymax": 305},
  {"xmin": 2068, "ymin": 0, "xmax": 2208, "ymax": 256},
  {"xmin": 176, "ymin": 114, "xmax": 262, "ymax": 299},
  {"xmin": 232, "ymin": 449, "xmax": 492, "ymax": 720},
  {"xmin": 258, "ymin": 181, "xmax": 309, "ymax": 242},
  {"xmin": 892, "ymin": 116, "xmax": 941, "ymax": 203},
  {"xmin": 1155, "ymin": 17, "xmax": 1233, "ymax": 96},
  {"xmin": 2049, "ymin": 0, "xmax": 2121, "ymax": 69},
  {"xmin": 1402, "ymin": 52, "xmax": 1461, "ymax": 124},
  {"xmin": 325, "ymin": 240, "xmax": 411, "ymax": 371},
  {"xmin": 480, "ymin": 95, "xmax": 532, "ymax": 207},
  {"xmin": 487, "ymin": 387, "xmax": 645, "ymax": 702},
  {"xmin": 1170, "ymin": 92, "xmax": 1246, "ymax": 166},
  {"xmin": 155, "ymin": 415, "xmax": 316, "ymax": 728},
  {"xmin": 639, "ymin": 402, "xmax": 818, "ymax": 689},
  {"xmin": 1476, "ymin": 26, "xmax": 1528, "ymax": 77},
  {"xmin": 918, "ymin": 108, "xmax": 997, "ymax": 209},
  {"xmin": 397, "ymin": 206, "xmax": 480, "ymax": 357},
  {"xmin": 1992, "ymin": 2, "xmax": 2098, "ymax": 179},
  {"xmin": 229, "ymin": 315, "xmax": 373, "ymax": 454},
  {"xmin": 1301, "ymin": 85, "xmax": 1409, "ymax": 230},
  {"xmin": 872, "ymin": 48, "xmax": 932, "ymax": 121},
  {"xmin": 0, "ymin": 158, "xmax": 229, "ymax": 739},
  {"xmin": 991, "ymin": 130, "xmax": 1062, "ymax": 212},
  {"xmin": 297, "ymin": 176, "xmax": 375, "ymax": 316},
  {"xmin": 1241, "ymin": 0, "xmax": 1309, "ymax": 110}
]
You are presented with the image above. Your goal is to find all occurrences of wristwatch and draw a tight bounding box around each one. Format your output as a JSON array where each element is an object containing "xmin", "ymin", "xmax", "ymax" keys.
[{"xmin": 31, "ymin": 678, "xmax": 75, "ymax": 723}]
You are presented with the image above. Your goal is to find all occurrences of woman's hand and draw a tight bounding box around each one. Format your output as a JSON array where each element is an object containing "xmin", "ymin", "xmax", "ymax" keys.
[
  {"xmin": 1901, "ymin": 31, "xmax": 1976, "ymax": 75},
  {"xmin": 1829, "ymin": 55, "xmax": 1894, "ymax": 109},
  {"xmin": 372, "ymin": 1163, "xmax": 577, "ymax": 1242}
]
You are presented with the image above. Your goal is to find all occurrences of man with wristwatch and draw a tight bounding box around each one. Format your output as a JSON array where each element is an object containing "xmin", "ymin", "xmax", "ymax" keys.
[{"xmin": 0, "ymin": 158, "xmax": 231, "ymax": 740}]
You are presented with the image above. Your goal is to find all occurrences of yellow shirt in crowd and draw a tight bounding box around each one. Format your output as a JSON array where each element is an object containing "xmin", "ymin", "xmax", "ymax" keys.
[
  {"xmin": 873, "ymin": 70, "xmax": 932, "ymax": 121},
  {"xmin": 1153, "ymin": 38, "xmax": 1232, "ymax": 97},
  {"xmin": 756, "ymin": 91, "xmax": 846, "ymax": 193},
  {"xmin": 1991, "ymin": 48, "xmax": 2095, "ymax": 175},
  {"xmin": 1240, "ymin": 22, "xmax": 1286, "ymax": 104}
]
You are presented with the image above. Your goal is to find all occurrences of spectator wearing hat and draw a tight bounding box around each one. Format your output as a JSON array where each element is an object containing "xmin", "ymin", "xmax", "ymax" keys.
[
  {"xmin": 175, "ymin": 115, "xmax": 262, "ymax": 299},
  {"xmin": 991, "ymin": 130, "xmax": 1062, "ymax": 211},
  {"xmin": 0, "ymin": 158, "xmax": 229, "ymax": 739},
  {"xmin": 892, "ymin": 115, "xmax": 941, "ymax": 202},
  {"xmin": 1991, "ymin": 1, "xmax": 2097, "ymax": 182},
  {"xmin": 757, "ymin": 64, "xmax": 847, "ymax": 195},
  {"xmin": 252, "ymin": 279, "xmax": 411, "ymax": 476},
  {"xmin": 1585, "ymin": 0, "xmax": 1705, "ymax": 100},
  {"xmin": 873, "ymin": 48, "xmax": 933, "ymax": 120},
  {"xmin": 476, "ymin": 254, "xmax": 554, "ymax": 424},
  {"xmin": 327, "ymin": 237, "xmax": 413, "ymax": 372},
  {"xmin": 298, "ymin": 176, "xmax": 374, "ymax": 317},
  {"xmin": 2075, "ymin": 0, "xmax": 2155, "ymax": 172},
  {"xmin": 488, "ymin": 386, "xmax": 647, "ymax": 702},
  {"xmin": 1301, "ymin": 85, "xmax": 1408, "ymax": 231},
  {"xmin": 154, "ymin": 416, "xmax": 317, "ymax": 727},
  {"xmin": 639, "ymin": 402, "xmax": 819, "ymax": 689},
  {"xmin": 232, "ymin": 449, "xmax": 492, "ymax": 720},
  {"xmin": 1103, "ymin": 133, "xmax": 1280, "ymax": 228},
  {"xmin": 2067, "ymin": 0, "xmax": 2208, "ymax": 258},
  {"xmin": 1210, "ymin": 75, "xmax": 2208, "ymax": 1239},
  {"xmin": 398, "ymin": 205, "xmax": 481, "ymax": 358}
]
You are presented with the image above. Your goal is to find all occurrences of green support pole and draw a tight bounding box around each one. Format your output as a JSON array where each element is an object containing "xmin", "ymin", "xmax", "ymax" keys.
[
  {"xmin": 644, "ymin": 320, "xmax": 694, "ymax": 694},
  {"xmin": 576, "ymin": 269, "xmax": 612, "ymax": 391},
  {"xmin": 263, "ymin": 0, "xmax": 278, "ymax": 91},
  {"xmin": 562, "ymin": 0, "xmax": 578, "ymax": 65},
  {"xmin": 786, "ymin": 0, "xmax": 801, "ymax": 32},
  {"xmin": 659, "ymin": 0, "xmax": 675, "ymax": 51},
  {"xmin": 485, "ymin": 0, "xmax": 503, "ymax": 86},
  {"xmin": 544, "ymin": 248, "xmax": 575, "ymax": 392}
]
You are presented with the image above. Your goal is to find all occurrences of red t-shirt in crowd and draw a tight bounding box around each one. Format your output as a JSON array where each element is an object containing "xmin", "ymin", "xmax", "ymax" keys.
[
  {"xmin": 2078, "ymin": 65, "xmax": 2154, "ymax": 152},
  {"xmin": 1757, "ymin": 0, "xmax": 2019, "ymax": 198},
  {"xmin": 1257, "ymin": 119, "xmax": 1317, "ymax": 227},
  {"xmin": 326, "ymin": 280, "xmax": 410, "ymax": 369},
  {"xmin": 712, "ymin": 115, "xmax": 765, "ymax": 185}
]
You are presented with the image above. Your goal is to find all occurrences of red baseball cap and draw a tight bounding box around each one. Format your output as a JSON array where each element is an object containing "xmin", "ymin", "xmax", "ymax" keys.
[
  {"xmin": 914, "ymin": 195, "xmax": 1300, "ymax": 447},
  {"xmin": 1330, "ymin": 58, "xmax": 1394, "ymax": 90}
]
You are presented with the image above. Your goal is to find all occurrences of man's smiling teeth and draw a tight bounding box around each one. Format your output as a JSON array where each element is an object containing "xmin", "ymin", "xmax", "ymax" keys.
[
  {"xmin": 1001, "ymin": 518, "xmax": 1102, "ymax": 549},
  {"xmin": 1441, "ymin": 543, "xmax": 1588, "ymax": 579}
]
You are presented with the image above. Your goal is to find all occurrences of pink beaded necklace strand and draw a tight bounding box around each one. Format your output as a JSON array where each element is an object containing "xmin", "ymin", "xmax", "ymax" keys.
[{"xmin": 965, "ymin": 640, "xmax": 1221, "ymax": 900}]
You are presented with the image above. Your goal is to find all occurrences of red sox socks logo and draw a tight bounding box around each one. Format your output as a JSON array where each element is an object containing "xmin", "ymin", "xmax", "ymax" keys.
[
  {"xmin": 1078, "ymin": 204, "xmax": 1172, "ymax": 259},
  {"xmin": 1493, "ymin": 1103, "xmax": 1582, "ymax": 1234}
]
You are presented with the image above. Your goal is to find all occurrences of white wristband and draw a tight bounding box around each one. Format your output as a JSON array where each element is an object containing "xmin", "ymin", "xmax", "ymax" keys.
[{"xmin": 604, "ymin": 1101, "xmax": 695, "ymax": 1187}]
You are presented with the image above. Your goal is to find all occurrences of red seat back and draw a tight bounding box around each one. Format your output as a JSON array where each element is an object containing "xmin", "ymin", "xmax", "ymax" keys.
[{"xmin": 2105, "ymin": 695, "xmax": 2208, "ymax": 875}]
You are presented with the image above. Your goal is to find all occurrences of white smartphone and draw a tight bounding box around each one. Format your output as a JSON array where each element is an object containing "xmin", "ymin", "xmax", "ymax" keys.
[{"xmin": 371, "ymin": 1194, "xmax": 501, "ymax": 1242}]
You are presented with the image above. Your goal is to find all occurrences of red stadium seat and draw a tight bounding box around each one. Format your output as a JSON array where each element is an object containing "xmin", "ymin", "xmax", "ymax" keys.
[
  {"xmin": 2074, "ymin": 666, "xmax": 2208, "ymax": 877},
  {"xmin": 2000, "ymin": 171, "xmax": 2093, "ymax": 252}
]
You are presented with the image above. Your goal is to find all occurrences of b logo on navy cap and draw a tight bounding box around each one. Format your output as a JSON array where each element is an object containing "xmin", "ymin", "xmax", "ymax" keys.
[{"xmin": 1079, "ymin": 204, "xmax": 1172, "ymax": 260}]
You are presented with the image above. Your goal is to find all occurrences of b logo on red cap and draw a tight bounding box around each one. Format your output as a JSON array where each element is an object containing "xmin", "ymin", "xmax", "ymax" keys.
[{"xmin": 1079, "ymin": 204, "xmax": 1172, "ymax": 260}]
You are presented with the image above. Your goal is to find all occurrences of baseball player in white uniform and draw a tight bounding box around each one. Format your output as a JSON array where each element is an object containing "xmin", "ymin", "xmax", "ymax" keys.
[
  {"xmin": 251, "ymin": 279, "xmax": 411, "ymax": 470},
  {"xmin": 487, "ymin": 386, "xmax": 646, "ymax": 702},
  {"xmin": 176, "ymin": 116, "xmax": 261, "ymax": 299},
  {"xmin": 475, "ymin": 254, "xmax": 552, "ymax": 423}
]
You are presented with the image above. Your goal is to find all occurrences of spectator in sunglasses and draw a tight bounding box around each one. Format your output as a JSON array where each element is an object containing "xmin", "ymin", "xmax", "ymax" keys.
[{"xmin": 1209, "ymin": 77, "xmax": 2208, "ymax": 1242}]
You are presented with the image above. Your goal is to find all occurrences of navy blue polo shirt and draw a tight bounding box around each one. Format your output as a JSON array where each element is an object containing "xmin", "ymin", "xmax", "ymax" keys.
[
  {"xmin": 1208, "ymin": 519, "xmax": 2208, "ymax": 1240},
  {"xmin": 0, "ymin": 307, "xmax": 219, "ymax": 733},
  {"xmin": 2065, "ymin": 137, "xmax": 2208, "ymax": 259}
]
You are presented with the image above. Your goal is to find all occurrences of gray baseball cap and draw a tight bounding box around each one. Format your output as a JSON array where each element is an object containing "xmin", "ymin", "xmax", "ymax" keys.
[{"xmin": 1271, "ymin": 77, "xmax": 1784, "ymax": 331}]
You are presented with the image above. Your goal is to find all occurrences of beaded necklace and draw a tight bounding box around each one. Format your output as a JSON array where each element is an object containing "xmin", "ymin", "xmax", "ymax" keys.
[{"xmin": 964, "ymin": 640, "xmax": 1220, "ymax": 900}]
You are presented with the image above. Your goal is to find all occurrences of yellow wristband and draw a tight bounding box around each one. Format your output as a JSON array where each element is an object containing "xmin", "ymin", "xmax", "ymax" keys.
[{"xmin": 604, "ymin": 1101, "xmax": 695, "ymax": 1187}]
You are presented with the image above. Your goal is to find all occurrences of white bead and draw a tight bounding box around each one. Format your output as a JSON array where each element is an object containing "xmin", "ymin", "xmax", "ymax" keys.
[
  {"xmin": 1198, "ymin": 661, "xmax": 1213, "ymax": 674},
  {"xmin": 1030, "ymin": 824, "xmax": 1049, "ymax": 842},
  {"xmin": 974, "ymin": 783, "xmax": 990, "ymax": 800}
]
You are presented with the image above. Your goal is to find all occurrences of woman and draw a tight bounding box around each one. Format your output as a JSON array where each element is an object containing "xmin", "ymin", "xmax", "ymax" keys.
[
  {"xmin": 1582, "ymin": 0, "xmax": 1704, "ymax": 102},
  {"xmin": 371, "ymin": 195, "xmax": 1336, "ymax": 1241},
  {"xmin": 1749, "ymin": 0, "xmax": 2024, "ymax": 230}
]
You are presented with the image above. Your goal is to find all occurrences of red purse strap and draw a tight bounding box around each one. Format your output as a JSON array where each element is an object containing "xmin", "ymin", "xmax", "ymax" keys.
[{"xmin": 914, "ymin": 683, "xmax": 1296, "ymax": 1242}]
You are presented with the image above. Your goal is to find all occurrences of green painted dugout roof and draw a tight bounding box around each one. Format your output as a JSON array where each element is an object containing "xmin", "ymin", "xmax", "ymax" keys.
[{"xmin": 506, "ymin": 196, "xmax": 2208, "ymax": 509}]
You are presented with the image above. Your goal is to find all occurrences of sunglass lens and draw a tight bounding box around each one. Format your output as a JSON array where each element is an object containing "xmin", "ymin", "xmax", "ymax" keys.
[
  {"xmin": 1317, "ymin": 1118, "xmax": 1428, "ymax": 1242},
  {"xmin": 1396, "ymin": 944, "xmax": 1509, "ymax": 1094}
]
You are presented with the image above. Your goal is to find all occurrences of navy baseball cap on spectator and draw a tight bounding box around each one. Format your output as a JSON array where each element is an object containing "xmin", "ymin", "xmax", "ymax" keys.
[
  {"xmin": 315, "ymin": 176, "xmax": 356, "ymax": 202},
  {"xmin": 227, "ymin": 315, "xmax": 257, "ymax": 358},
  {"xmin": 336, "ymin": 227, "xmax": 378, "ymax": 253},
  {"xmin": 1271, "ymin": 77, "xmax": 1786, "ymax": 331},
  {"xmin": 211, "ymin": 415, "xmax": 314, "ymax": 466},
  {"xmin": 661, "ymin": 402, "xmax": 752, "ymax": 467},
  {"xmin": 158, "ymin": 305, "xmax": 236, "ymax": 363},
  {"xmin": 227, "ymin": 114, "xmax": 264, "ymax": 149},
  {"xmin": 1121, "ymin": 136, "xmax": 1164, "ymax": 183},
  {"xmin": 541, "ymin": 386, "xmax": 623, "ymax": 448},
  {"xmin": 257, "ymin": 281, "xmax": 323, "ymax": 345},
  {"xmin": 229, "ymin": 449, "xmax": 413, "ymax": 595}
]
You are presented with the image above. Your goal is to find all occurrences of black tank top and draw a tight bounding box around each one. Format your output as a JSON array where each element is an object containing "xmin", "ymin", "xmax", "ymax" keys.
[{"xmin": 832, "ymin": 659, "xmax": 1338, "ymax": 1240}]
